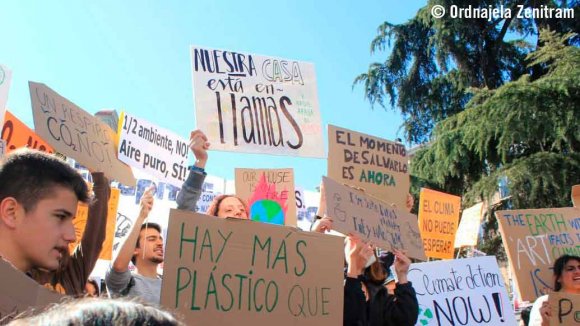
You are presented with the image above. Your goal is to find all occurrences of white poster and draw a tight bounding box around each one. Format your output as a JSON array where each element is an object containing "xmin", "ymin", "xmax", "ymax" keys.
[
  {"xmin": 0, "ymin": 65, "xmax": 12, "ymax": 127},
  {"xmin": 454, "ymin": 202, "xmax": 485, "ymax": 248},
  {"xmin": 190, "ymin": 46, "xmax": 324, "ymax": 158},
  {"xmin": 118, "ymin": 112, "xmax": 190, "ymax": 187},
  {"xmin": 407, "ymin": 256, "xmax": 516, "ymax": 326},
  {"xmin": 295, "ymin": 186, "xmax": 307, "ymax": 220}
]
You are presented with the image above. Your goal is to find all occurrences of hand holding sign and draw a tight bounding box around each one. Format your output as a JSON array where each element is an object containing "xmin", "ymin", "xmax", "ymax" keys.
[
  {"xmin": 392, "ymin": 249, "xmax": 411, "ymax": 284},
  {"xmin": 138, "ymin": 186, "xmax": 155, "ymax": 221},
  {"xmin": 540, "ymin": 300, "xmax": 552, "ymax": 324},
  {"xmin": 312, "ymin": 216, "xmax": 333, "ymax": 233},
  {"xmin": 189, "ymin": 129, "xmax": 210, "ymax": 168},
  {"xmin": 345, "ymin": 235, "xmax": 374, "ymax": 277}
]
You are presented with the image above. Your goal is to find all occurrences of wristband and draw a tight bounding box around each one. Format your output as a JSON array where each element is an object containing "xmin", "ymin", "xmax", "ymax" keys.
[{"xmin": 188, "ymin": 165, "xmax": 206, "ymax": 175}]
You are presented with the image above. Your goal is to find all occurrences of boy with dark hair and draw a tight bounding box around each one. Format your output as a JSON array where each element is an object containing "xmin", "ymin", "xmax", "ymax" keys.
[
  {"xmin": 106, "ymin": 187, "xmax": 164, "ymax": 304},
  {"xmin": 0, "ymin": 149, "xmax": 90, "ymax": 272},
  {"xmin": 0, "ymin": 149, "xmax": 111, "ymax": 296}
]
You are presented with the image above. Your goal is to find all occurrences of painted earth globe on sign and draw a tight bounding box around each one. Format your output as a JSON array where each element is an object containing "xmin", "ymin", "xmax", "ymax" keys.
[{"xmin": 250, "ymin": 199, "xmax": 284, "ymax": 225}]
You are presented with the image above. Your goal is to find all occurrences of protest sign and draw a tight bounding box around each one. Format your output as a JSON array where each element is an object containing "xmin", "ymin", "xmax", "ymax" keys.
[
  {"xmin": 190, "ymin": 46, "xmax": 323, "ymax": 158},
  {"xmin": 295, "ymin": 187, "xmax": 307, "ymax": 220},
  {"xmin": 160, "ymin": 209, "xmax": 344, "ymax": 325},
  {"xmin": 69, "ymin": 203, "xmax": 89, "ymax": 253},
  {"xmin": 111, "ymin": 195, "xmax": 142, "ymax": 260},
  {"xmin": 29, "ymin": 82, "xmax": 135, "ymax": 186},
  {"xmin": 418, "ymin": 188, "xmax": 461, "ymax": 259},
  {"xmin": 496, "ymin": 207, "xmax": 580, "ymax": 301},
  {"xmin": 196, "ymin": 191, "xmax": 222, "ymax": 214},
  {"xmin": 549, "ymin": 292, "xmax": 580, "ymax": 326},
  {"xmin": 0, "ymin": 259, "xmax": 62, "ymax": 325},
  {"xmin": 235, "ymin": 168, "xmax": 296, "ymax": 227},
  {"xmin": 0, "ymin": 65, "xmax": 12, "ymax": 127},
  {"xmin": 98, "ymin": 188, "xmax": 120, "ymax": 260},
  {"xmin": 327, "ymin": 125, "xmax": 409, "ymax": 209},
  {"xmin": 407, "ymin": 256, "xmax": 516, "ymax": 326},
  {"xmin": 118, "ymin": 112, "xmax": 189, "ymax": 187},
  {"xmin": 1, "ymin": 110, "xmax": 54, "ymax": 154},
  {"xmin": 69, "ymin": 188, "xmax": 120, "ymax": 260},
  {"xmin": 322, "ymin": 176, "xmax": 426, "ymax": 261},
  {"xmin": 454, "ymin": 202, "xmax": 485, "ymax": 248}
]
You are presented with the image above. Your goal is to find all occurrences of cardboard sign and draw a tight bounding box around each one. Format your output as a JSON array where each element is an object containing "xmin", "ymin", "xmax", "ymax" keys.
[
  {"xmin": 118, "ymin": 112, "xmax": 189, "ymax": 187},
  {"xmin": 549, "ymin": 292, "xmax": 580, "ymax": 326},
  {"xmin": 1, "ymin": 110, "xmax": 54, "ymax": 154},
  {"xmin": 322, "ymin": 176, "xmax": 426, "ymax": 261},
  {"xmin": 0, "ymin": 65, "xmax": 12, "ymax": 127},
  {"xmin": 454, "ymin": 202, "xmax": 485, "ymax": 248},
  {"xmin": 190, "ymin": 46, "xmax": 323, "ymax": 158},
  {"xmin": 69, "ymin": 188, "xmax": 120, "ymax": 261},
  {"xmin": 235, "ymin": 168, "xmax": 296, "ymax": 227},
  {"xmin": 418, "ymin": 188, "xmax": 461, "ymax": 259},
  {"xmin": 327, "ymin": 125, "xmax": 409, "ymax": 209},
  {"xmin": 407, "ymin": 256, "xmax": 516, "ymax": 326},
  {"xmin": 160, "ymin": 209, "xmax": 344, "ymax": 325},
  {"xmin": 0, "ymin": 259, "xmax": 62, "ymax": 325},
  {"xmin": 496, "ymin": 207, "xmax": 580, "ymax": 302},
  {"xmin": 29, "ymin": 82, "xmax": 135, "ymax": 186}
]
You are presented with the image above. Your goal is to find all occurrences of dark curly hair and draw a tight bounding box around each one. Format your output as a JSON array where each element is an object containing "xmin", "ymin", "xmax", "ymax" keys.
[{"xmin": 553, "ymin": 254, "xmax": 580, "ymax": 291}]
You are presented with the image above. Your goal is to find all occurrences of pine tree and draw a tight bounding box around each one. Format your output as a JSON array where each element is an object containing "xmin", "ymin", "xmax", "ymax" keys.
[
  {"xmin": 355, "ymin": 0, "xmax": 579, "ymax": 143},
  {"xmin": 411, "ymin": 30, "xmax": 580, "ymax": 258}
]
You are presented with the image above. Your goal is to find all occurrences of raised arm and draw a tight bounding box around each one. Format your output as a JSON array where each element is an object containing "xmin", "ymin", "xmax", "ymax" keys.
[
  {"xmin": 176, "ymin": 130, "xmax": 209, "ymax": 211},
  {"xmin": 111, "ymin": 187, "xmax": 154, "ymax": 272},
  {"xmin": 71, "ymin": 172, "xmax": 111, "ymax": 280}
]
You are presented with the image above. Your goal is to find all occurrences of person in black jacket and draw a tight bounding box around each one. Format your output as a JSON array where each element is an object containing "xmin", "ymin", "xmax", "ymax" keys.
[{"xmin": 343, "ymin": 235, "xmax": 419, "ymax": 326}]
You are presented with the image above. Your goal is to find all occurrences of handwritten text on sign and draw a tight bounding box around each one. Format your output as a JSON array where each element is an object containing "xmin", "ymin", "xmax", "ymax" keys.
[
  {"xmin": 327, "ymin": 125, "xmax": 409, "ymax": 209},
  {"xmin": 548, "ymin": 292, "xmax": 580, "ymax": 325},
  {"xmin": 407, "ymin": 256, "xmax": 516, "ymax": 326},
  {"xmin": 29, "ymin": 82, "xmax": 135, "ymax": 186},
  {"xmin": 190, "ymin": 46, "xmax": 323, "ymax": 158},
  {"xmin": 1, "ymin": 110, "xmax": 54, "ymax": 154},
  {"xmin": 160, "ymin": 210, "xmax": 343, "ymax": 326},
  {"xmin": 118, "ymin": 112, "xmax": 189, "ymax": 187},
  {"xmin": 323, "ymin": 176, "xmax": 426, "ymax": 261},
  {"xmin": 418, "ymin": 188, "xmax": 461, "ymax": 259},
  {"xmin": 235, "ymin": 168, "xmax": 296, "ymax": 227},
  {"xmin": 496, "ymin": 207, "xmax": 580, "ymax": 302}
]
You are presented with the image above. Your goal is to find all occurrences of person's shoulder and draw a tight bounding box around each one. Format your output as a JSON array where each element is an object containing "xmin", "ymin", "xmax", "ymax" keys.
[{"xmin": 132, "ymin": 273, "xmax": 162, "ymax": 282}]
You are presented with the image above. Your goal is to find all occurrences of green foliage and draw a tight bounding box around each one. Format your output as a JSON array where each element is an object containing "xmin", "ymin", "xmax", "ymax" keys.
[
  {"xmin": 411, "ymin": 30, "xmax": 580, "ymax": 259},
  {"xmin": 356, "ymin": 0, "xmax": 579, "ymax": 143}
]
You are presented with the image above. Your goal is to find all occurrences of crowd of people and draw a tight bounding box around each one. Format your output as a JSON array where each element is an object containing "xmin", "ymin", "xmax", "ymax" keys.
[{"xmin": 0, "ymin": 129, "xmax": 577, "ymax": 325}]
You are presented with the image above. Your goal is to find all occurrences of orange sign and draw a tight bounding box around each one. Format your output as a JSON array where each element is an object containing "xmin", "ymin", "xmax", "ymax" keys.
[
  {"xmin": 1, "ymin": 110, "xmax": 53, "ymax": 153},
  {"xmin": 99, "ymin": 188, "xmax": 120, "ymax": 260},
  {"xmin": 572, "ymin": 185, "xmax": 579, "ymax": 207},
  {"xmin": 418, "ymin": 188, "xmax": 461, "ymax": 259},
  {"xmin": 69, "ymin": 188, "xmax": 120, "ymax": 261}
]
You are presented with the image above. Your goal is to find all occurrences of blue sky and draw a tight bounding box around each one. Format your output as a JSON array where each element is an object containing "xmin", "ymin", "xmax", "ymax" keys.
[{"xmin": 1, "ymin": 0, "xmax": 425, "ymax": 190}]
